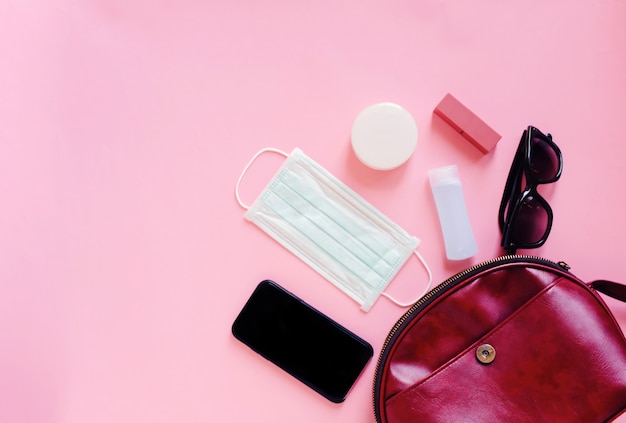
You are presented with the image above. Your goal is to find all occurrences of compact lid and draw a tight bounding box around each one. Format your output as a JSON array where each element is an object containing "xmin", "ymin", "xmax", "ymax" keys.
[{"xmin": 351, "ymin": 102, "xmax": 418, "ymax": 170}]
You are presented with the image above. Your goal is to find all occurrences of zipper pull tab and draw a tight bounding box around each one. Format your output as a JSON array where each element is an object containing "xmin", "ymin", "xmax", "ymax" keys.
[{"xmin": 557, "ymin": 261, "xmax": 571, "ymax": 270}]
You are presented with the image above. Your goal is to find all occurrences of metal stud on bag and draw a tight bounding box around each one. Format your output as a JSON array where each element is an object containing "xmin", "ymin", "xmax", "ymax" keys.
[{"xmin": 476, "ymin": 344, "xmax": 496, "ymax": 364}]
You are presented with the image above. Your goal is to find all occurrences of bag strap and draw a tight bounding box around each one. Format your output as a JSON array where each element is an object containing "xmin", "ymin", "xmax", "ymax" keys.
[{"xmin": 590, "ymin": 280, "xmax": 626, "ymax": 302}]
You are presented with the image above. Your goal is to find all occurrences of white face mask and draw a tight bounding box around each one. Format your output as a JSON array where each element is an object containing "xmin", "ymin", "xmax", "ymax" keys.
[{"xmin": 235, "ymin": 148, "xmax": 432, "ymax": 312}]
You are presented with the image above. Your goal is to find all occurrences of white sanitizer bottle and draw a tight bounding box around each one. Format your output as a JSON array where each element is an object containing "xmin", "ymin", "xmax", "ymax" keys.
[{"xmin": 428, "ymin": 165, "xmax": 478, "ymax": 260}]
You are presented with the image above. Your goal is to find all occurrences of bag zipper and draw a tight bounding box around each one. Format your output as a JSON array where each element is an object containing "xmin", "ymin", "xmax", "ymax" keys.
[{"xmin": 372, "ymin": 255, "xmax": 570, "ymax": 423}]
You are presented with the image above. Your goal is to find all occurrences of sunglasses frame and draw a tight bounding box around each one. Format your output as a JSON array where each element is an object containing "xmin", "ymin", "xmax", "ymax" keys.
[{"xmin": 498, "ymin": 126, "xmax": 563, "ymax": 255}]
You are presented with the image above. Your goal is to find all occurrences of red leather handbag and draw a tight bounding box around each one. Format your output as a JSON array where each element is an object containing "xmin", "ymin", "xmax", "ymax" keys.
[{"xmin": 373, "ymin": 256, "xmax": 626, "ymax": 423}]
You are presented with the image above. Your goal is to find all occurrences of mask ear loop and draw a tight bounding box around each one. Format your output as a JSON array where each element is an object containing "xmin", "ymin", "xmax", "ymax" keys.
[
  {"xmin": 235, "ymin": 147, "xmax": 289, "ymax": 210},
  {"xmin": 380, "ymin": 251, "xmax": 433, "ymax": 307}
]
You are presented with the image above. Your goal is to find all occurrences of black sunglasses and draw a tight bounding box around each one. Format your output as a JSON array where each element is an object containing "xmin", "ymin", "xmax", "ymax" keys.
[{"xmin": 498, "ymin": 126, "xmax": 563, "ymax": 255}]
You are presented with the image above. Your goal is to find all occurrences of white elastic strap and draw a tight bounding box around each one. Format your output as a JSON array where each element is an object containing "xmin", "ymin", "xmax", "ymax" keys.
[
  {"xmin": 381, "ymin": 251, "xmax": 433, "ymax": 307},
  {"xmin": 235, "ymin": 147, "xmax": 289, "ymax": 210}
]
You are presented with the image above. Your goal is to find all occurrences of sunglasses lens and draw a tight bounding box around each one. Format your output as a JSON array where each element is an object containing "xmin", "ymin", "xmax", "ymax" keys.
[
  {"xmin": 529, "ymin": 135, "xmax": 560, "ymax": 181},
  {"xmin": 510, "ymin": 194, "xmax": 549, "ymax": 245}
]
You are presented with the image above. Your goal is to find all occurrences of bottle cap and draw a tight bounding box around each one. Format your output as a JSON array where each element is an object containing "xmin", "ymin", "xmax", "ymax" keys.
[
  {"xmin": 428, "ymin": 165, "xmax": 460, "ymax": 187},
  {"xmin": 351, "ymin": 102, "xmax": 418, "ymax": 170}
]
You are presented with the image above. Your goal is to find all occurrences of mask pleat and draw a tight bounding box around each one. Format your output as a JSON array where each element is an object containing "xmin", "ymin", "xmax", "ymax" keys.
[{"xmin": 259, "ymin": 189, "xmax": 386, "ymax": 289}]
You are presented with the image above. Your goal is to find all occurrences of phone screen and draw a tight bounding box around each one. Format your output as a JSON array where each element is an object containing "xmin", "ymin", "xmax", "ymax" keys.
[{"xmin": 232, "ymin": 280, "xmax": 374, "ymax": 403}]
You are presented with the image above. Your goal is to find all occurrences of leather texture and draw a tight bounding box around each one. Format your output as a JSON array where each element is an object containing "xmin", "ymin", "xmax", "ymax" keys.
[{"xmin": 374, "ymin": 259, "xmax": 626, "ymax": 423}]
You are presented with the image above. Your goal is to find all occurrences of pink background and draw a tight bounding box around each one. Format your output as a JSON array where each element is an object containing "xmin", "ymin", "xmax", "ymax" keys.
[{"xmin": 2, "ymin": 1, "xmax": 625, "ymax": 422}]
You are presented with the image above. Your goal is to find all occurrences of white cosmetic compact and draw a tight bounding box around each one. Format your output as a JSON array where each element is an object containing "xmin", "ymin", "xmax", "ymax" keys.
[{"xmin": 351, "ymin": 102, "xmax": 418, "ymax": 170}]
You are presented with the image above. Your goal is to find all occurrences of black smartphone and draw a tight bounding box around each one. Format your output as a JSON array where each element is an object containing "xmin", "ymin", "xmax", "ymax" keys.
[{"xmin": 232, "ymin": 280, "xmax": 374, "ymax": 403}]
